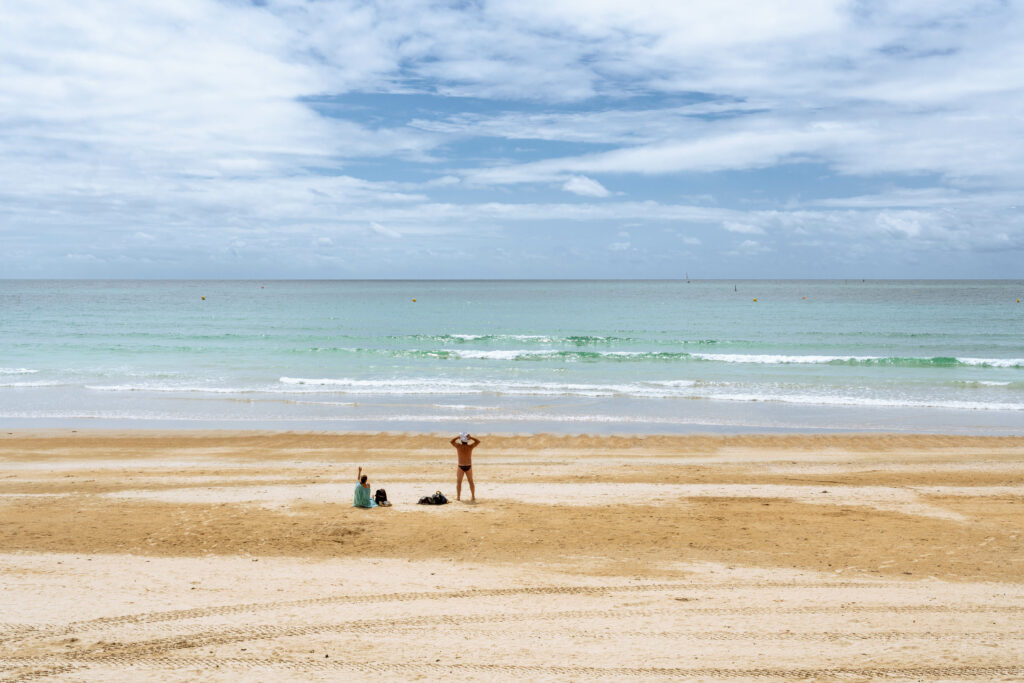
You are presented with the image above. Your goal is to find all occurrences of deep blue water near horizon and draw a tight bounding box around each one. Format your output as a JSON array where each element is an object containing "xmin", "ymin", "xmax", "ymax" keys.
[{"xmin": 1, "ymin": 279, "xmax": 1022, "ymax": 434}]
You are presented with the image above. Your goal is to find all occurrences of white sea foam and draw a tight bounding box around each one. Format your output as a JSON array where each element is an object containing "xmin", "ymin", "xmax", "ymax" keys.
[
  {"xmin": 436, "ymin": 349, "xmax": 1024, "ymax": 367},
  {"xmin": 959, "ymin": 357, "xmax": 1024, "ymax": 368},
  {"xmin": 283, "ymin": 400, "xmax": 358, "ymax": 407},
  {"xmin": 302, "ymin": 346, "xmax": 1024, "ymax": 368},
  {"xmin": 439, "ymin": 349, "xmax": 670, "ymax": 360},
  {"xmin": 447, "ymin": 349, "xmax": 546, "ymax": 360},
  {"xmin": 683, "ymin": 353, "xmax": 1024, "ymax": 367},
  {"xmin": 86, "ymin": 384, "xmax": 251, "ymax": 394},
  {"xmin": 277, "ymin": 376, "xmax": 692, "ymax": 398},
  {"xmin": 690, "ymin": 353, "xmax": 880, "ymax": 364},
  {"xmin": 55, "ymin": 376, "xmax": 1024, "ymax": 411},
  {"xmin": 449, "ymin": 334, "xmax": 552, "ymax": 342},
  {"xmin": 86, "ymin": 376, "xmax": 641, "ymax": 398},
  {"xmin": 433, "ymin": 404, "xmax": 499, "ymax": 411},
  {"xmin": 0, "ymin": 368, "xmax": 37, "ymax": 375},
  {"xmin": 710, "ymin": 392, "xmax": 1024, "ymax": 411}
]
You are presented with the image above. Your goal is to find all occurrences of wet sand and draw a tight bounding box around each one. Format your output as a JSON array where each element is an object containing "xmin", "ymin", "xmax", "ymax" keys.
[{"xmin": 1, "ymin": 431, "xmax": 1023, "ymax": 681}]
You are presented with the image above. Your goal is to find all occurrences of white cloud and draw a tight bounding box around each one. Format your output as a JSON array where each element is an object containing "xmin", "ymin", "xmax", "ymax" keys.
[
  {"xmin": 875, "ymin": 212, "xmax": 924, "ymax": 239},
  {"xmin": 562, "ymin": 175, "xmax": 610, "ymax": 197},
  {"xmin": 733, "ymin": 239, "xmax": 772, "ymax": 255},
  {"xmin": 427, "ymin": 175, "xmax": 462, "ymax": 187},
  {"xmin": 723, "ymin": 221, "xmax": 765, "ymax": 235},
  {"xmin": 370, "ymin": 222, "xmax": 402, "ymax": 238}
]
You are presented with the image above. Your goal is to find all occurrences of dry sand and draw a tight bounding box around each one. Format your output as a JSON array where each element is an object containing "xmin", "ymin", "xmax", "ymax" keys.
[{"xmin": 1, "ymin": 430, "xmax": 1022, "ymax": 681}]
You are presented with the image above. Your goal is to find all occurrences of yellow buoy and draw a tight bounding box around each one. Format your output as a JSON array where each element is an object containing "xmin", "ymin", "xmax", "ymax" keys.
[
  {"xmin": 752, "ymin": 298, "xmax": 758, "ymax": 302},
  {"xmin": 412, "ymin": 298, "xmax": 417, "ymax": 302},
  {"xmin": 201, "ymin": 296, "xmax": 205, "ymax": 300}
]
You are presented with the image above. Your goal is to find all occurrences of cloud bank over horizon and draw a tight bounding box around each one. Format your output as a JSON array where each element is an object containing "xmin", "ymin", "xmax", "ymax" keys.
[{"xmin": 2, "ymin": 0, "xmax": 1023, "ymax": 278}]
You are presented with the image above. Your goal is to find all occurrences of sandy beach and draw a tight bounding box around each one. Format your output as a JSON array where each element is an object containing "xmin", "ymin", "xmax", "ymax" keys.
[{"xmin": 1, "ymin": 431, "xmax": 1023, "ymax": 681}]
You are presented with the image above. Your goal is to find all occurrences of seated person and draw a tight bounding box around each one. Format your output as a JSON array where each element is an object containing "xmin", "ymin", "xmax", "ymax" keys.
[{"xmin": 353, "ymin": 466, "xmax": 377, "ymax": 508}]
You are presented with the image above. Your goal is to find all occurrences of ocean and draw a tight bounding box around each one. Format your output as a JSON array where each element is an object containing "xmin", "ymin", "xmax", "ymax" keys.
[{"xmin": 1, "ymin": 279, "xmax": 1022, "ymax": 434}]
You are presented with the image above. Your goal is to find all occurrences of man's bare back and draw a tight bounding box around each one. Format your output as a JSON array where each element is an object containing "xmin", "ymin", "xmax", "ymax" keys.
[{"xmin": 449, "ymin": 433, "xmax": 479, "ymax": 501}]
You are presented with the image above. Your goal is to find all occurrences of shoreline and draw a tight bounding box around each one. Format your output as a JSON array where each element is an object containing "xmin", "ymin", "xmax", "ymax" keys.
[
  {"xmin": 4, "ymin": 417, "xmax": 1024, "ymax": 437},
  {"xmin": 5, "ymin": 426, "xmax": 1024, "ymax": 441},
  {"xmin": 6, "ymin": 388, "xmax": 1024, "ymax": 437}
]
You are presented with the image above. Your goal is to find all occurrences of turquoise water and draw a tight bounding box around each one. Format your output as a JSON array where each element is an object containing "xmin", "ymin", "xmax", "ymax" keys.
[{"xmin": 1, "ymin": 280, "xmax": 1022, "ymax": 433}]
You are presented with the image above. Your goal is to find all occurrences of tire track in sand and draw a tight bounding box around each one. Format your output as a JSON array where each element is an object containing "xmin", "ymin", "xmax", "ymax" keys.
[
  {"xmin": 5, "ymin": 609, "xmax": 1023, "ymax": 679},
  {"xmin": 3, "ymin": 581, "xmax": 1021, "ymax": 645},
  {"xmin": 0, "ymin": 663, "xmax": 81, "ymax": 683},
  {"xmin": 30, "ymin": 619, "xmax": 1024, "ymax": 662},
  {"xmin": 2, "ymin": 581, "xmax": 897, "ymax": 643},
  {"xmin": 2, "ymin": 657, "xmax": 1022, "ymax": 681}
]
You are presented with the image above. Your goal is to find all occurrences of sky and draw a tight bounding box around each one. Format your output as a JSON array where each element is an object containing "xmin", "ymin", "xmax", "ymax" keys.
[{"xmin": 2, "ymin": 0, "xmax": 1023, "ymax": 279}]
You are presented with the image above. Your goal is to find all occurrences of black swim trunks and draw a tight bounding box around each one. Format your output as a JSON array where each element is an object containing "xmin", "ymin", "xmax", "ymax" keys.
[{"xmin": 459, "ymin": 465, "xmax": 471, "ymax": 472}]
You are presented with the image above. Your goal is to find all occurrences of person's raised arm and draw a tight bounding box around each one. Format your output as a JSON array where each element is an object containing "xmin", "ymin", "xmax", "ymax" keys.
[
  {"xmin": 468, "ymin": 435, "xmax": 480, "ymax": 446},
  {"xmin": 450, "ymin": 436, "xmax": 460, "ymax": 447},
  {"xmin": 357, "ymin": 466, "xmax": 362, "ymax": 483}
]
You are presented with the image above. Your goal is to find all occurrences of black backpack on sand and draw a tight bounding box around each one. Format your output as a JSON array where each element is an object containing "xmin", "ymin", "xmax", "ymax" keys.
[{"xmin": 417, "ymin": 490, "xmax": 448, "ymax": 505}]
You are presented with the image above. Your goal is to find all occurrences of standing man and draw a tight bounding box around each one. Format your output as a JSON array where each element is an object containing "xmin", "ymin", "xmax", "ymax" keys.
[{"xmin": 449, "ymin": 432, "xmax": 479, "ymax": 502}]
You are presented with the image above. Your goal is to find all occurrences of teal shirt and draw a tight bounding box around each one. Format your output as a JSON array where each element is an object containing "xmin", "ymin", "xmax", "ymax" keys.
[{"xmin": 354, "ymin": 483, "xmax": 376, "ymax": 508}]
